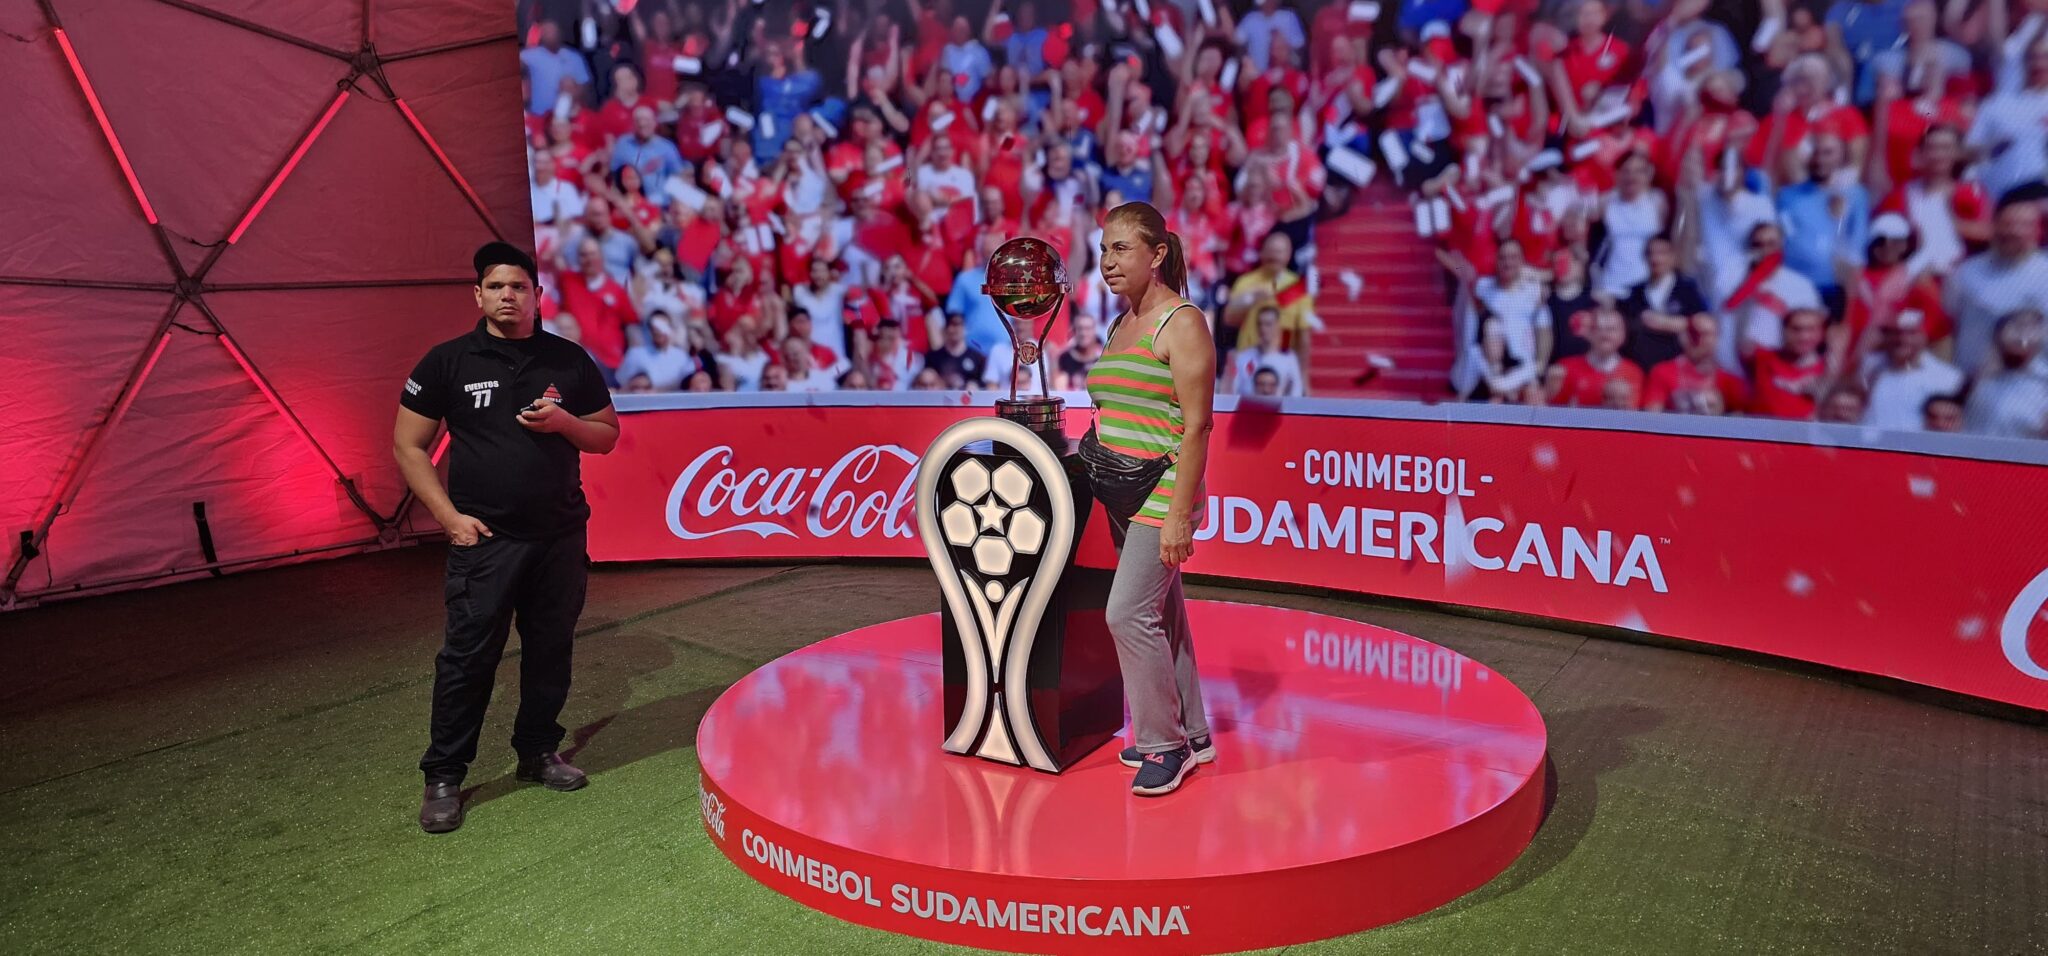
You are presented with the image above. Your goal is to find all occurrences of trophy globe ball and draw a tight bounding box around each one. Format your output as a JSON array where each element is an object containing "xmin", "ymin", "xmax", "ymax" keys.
[{"xmin": 984, "ymin": 237, "xmax": 1069, "ymax": 320}]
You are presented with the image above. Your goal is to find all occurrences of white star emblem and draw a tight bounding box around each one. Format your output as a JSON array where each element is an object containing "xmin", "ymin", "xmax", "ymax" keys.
[{"xmin": 976, "ymin": 499, "xmax": 1008, "ymax": 531}]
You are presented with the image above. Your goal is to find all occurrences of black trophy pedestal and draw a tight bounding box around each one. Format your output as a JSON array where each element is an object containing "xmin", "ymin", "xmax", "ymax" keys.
[{"xmin": 938, "ymin": 438, "xmax": 1122, "ymax": 772}]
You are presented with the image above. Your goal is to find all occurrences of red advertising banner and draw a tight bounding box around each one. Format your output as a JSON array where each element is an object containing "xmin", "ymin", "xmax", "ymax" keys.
[{"xmin": 584, "ymin": 402, "xmax": 2048, "ymax": 711}]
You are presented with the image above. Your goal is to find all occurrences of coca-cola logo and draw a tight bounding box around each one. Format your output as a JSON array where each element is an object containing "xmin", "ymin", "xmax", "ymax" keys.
[
  {"xmin": 666, "ymin": 444, "xmax": 922, "ymax": 541},
  {"xmin": 699, "ymin": 781, "xmax": 727, "ymax": 841},
  {"xmin": 2004, "ymin": 565, "xmax": 2048, "ymax": 682}
]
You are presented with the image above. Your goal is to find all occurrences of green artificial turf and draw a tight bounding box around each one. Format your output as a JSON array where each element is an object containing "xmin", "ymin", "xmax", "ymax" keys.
[{"xmin": 2, "ymin": 548, "xmax": 2042, "ymax": 955}]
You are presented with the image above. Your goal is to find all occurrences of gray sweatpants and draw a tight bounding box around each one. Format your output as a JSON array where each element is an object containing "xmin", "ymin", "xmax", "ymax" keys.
[{"xmin": 1107, "ymin": 517, "xmax": 1211, "ymax": 754}]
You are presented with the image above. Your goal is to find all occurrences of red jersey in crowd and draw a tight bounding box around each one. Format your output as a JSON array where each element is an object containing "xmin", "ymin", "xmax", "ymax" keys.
[
  {"xmin": 723, "ymin": 222, "xmax": 776, "ymax": 284},
  {"xmin": 595, "ymin": 94, "xmax": 649, "ymax": 144},
  {"xmin": 640, "ymin": 40, "xmax": 684, "ymax": 105},
  {"xmin": 1169, "ymin": 205, "xmax": 1228, "ymax": 290},
  {"xmin": 737, "ymin": 177, "xmax": 784, "ymax": 228},
  {"xmin": 1843, "ymin": 264, "xmax": 1952, "ymax": 345},
  {"xmin": 1189, "ymin": 77, "xmax": 1233, "ymax": 117},
  {"xmin": 1245, "ymin": 65, "xmax": 1311, "ymax": 133},
  {"xmin": 1378, "ymin": 65, "xmax": 1436, "ymax": 133},
  {"xmin": 982, "ymin": 130, "xmax": 1032, "ymax": 221},
  {"xmin": 1310, "ymin": 3, "xmax": 1380, "ymax": 77},
  {"xmin": 1658, "ymin": 107, "xmax": 1758, "ymax": 186},
  {"xmin": 1169, "ymin": 134, "xmax": 1232, "ymax": 195},
  {"xmin": 842, "ymin": 286, "xmax": 888, "ymax": 337},
  {"xmin": 674, "ymin": 215, "xmax": 722, "ymax": 275},
  {"xmin": 569, "ymin": 109, "xmax": 611, "ymax": 156},
  {"xmin": 1279, "ymin": 140, "xmax": 1328, "ymax": 200},
  {"xmin": 1569, "ymin": 125, "xmax": 1658, "ymax": 194},
  {"xmin": 800, "ymin": 339, "xmax": 843, "ymax": 371},
  {"xmin": 1026, "ymin": 171, "xmax": 1089, "ymax": 263},
  {"xmin": 776, "ymin": 234, "xmax": 819, "ymax": 288},
  {"xmin": 879, "ymin": 280, "xmax": 932, "ymax": 327},
  {"xmin": 861, "ymin": 161, "xmax": 910, "ymax": 213},
  {"xmin": 1559, "ymin": 34, "xmax": 1633, "ymax": 111},
  {"xmin": 1550, "ymin": 354, "xmax": 1646, "ymax": 407},
  {"xmin": 1228, "ymin": 198, "xmax": 1282, "ymax": 273},
  {"xmin": 857, "ymin": 27, "xmax": 895, "ymax": 74},
  {"xmin": 1643, "ymin": 357, "xmax": 1749, "ymax": 412},
  {"xmin": 549, "ymin": 142, "xmax": 599, "ymax": 181},
  {"xmin": 1747, "ymin": 349, "xmax": 1827, "ymax": 418},
  {"xmin": 1745, "ymin": 103, "xmax": 1869, "ymax": 170},
  {"xmin": 828, "ymin": 140, "xmax": 904, "ymax": 203},
  {"xmin": 1471, "ymin": 0, "xmax": 1542, "ymax": 20},
  {"xmin": 611, "ymin": 194, "xmax": 661, "ymax": 233},
  {"xmin": 1878, "ymin": 179, "xmax": 1986, "ymax": 229},
  {"xmin": 1878, "ymin": 95, "xmax": 1972, "ymax": 188},
  {"xmin": 826, "ymin": 140, "xmax": 866, "ymax": 198},
  {"xmin": 910, "ymin": 9, "xmax": 947, "ymax": 79},
  {"xmin": 852, "ymin": 206, "xmax": 915, "ymax": 265},
  {"xmin": 1069, "ymin": 85, "xmax": 1108, "ymax": 131},
  {"xmin": 559, "ymin": 270, "xmax": 638, "ymax": 369},
  {"xmin": 1441, "ymin": 182, "xmax": 1499, "ymax": 279},
  {"xmin": 912, "ymin": 99, "xmax": 982, "ymax": 156},
  {"xmin": 1512, "ymin": 182, "xmax": 1581, "ymax": 268},
  {"xmin": 976, "ymin": 217, "xmax": 1024, "ymax": 256},
  {"xmin": 675, "ymin": 100, "xmax": 727, "ymax": 166},
  {"xmin": 1316, "ymin": 63, "xmax": 1378, "ymax": 134},
  {"xmin": 709, "ymin": 282, "xmax": 761, "ymax": 339},
  {"xmin": 907, "ymin": 236, "xmax": 959, "ymax": 301}
]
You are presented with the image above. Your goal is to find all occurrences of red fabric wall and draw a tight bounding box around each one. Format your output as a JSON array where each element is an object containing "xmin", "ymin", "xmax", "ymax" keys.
[{"xmin": 0, "ymin": 1, "xmax": 532, "ymax": 605}]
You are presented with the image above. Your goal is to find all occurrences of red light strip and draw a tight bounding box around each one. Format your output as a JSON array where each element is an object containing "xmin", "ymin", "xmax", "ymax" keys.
[
  {"xmin": 216, "ymin": 333, "xmax": 347, "ymax": 476},
  {"xmin": 54, "ymin": 29, "xmax": 158, "ymax": 224},
  {"xmin": 210, "ymin": 322, "xmax": 387, "ymax": 529},
  {"xmin": 394, "ymin": 97, "xmax": 504, "ymax": 237},
  {"xmin": 228, "ymin": 89, "xmax": 350, "ymax": 243},
  {"xmin": 429, "ymin": 431, "xmax": 452, "ymax": 467},
  {"xmin": 10, "ymin": 326, "xmax": 172, "ymax": 577},
  {"xmin": 109, "ymin": 330, "xmax": 173, "ymax": 434}
]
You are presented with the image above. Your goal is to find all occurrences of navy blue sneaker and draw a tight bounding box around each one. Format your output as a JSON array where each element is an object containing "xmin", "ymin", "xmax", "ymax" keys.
[
  {"xmin": 1120, "ymin": 734, "xmax": 1215, "ymax": 769},
  {"xmin": 1131, "ymin": 745, "xmax": 1196, "ymax": 796}
]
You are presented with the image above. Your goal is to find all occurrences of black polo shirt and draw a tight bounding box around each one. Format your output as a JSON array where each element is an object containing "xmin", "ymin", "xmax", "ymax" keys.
[
  {"xmin": 400, "ymin": 318, "xmax": 610, "ymax": 539},
  {"xmin": 923, "ymin": 345, "xmax": 990, "ymax": 388}
]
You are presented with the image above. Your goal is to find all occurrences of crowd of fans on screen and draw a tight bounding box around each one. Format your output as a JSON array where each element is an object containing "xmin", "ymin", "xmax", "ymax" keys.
[{"xmin": 519, "ymin": 0, "xmax": 2048, "ymax": 438}]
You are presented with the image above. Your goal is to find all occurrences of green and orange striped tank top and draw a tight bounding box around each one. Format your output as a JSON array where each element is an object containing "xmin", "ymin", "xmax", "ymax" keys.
[{"xmin": 1086, "ymin": 302, "xmax": 1197, "ymax": 528}]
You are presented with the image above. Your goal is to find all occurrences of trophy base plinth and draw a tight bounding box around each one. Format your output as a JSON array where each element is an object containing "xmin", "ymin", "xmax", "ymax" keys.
[{"xmin": 995, "ymin": 397, "xmax": 1067, "ymax": 450}]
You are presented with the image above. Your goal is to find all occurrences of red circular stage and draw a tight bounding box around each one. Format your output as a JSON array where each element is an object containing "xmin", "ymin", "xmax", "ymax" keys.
[{"xmin": 696, "ymin": 601, "xmax": 1549, "ymax": 954}]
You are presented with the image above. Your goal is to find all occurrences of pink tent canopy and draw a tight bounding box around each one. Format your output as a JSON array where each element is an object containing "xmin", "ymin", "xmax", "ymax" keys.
[{"xmin": 0, "ymin": 0, "xmax": 534, "ymax": 607}]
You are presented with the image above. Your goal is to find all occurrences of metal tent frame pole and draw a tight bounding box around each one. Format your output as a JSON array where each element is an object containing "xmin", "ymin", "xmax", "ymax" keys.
[{"xmin": 4, "ymin": 0, "xmax": 523, "ymax": 607}]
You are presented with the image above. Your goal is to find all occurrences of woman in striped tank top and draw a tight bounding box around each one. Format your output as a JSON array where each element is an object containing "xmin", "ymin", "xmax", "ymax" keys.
[{"xmin": 1082, "ymin": 201, "xmax": 1218, "ymax": 797}]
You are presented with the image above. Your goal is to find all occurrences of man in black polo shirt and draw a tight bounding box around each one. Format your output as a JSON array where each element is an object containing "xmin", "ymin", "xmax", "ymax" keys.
[
  {"xmin": 922, "ymin": 312, "xmax": 991, "ymax": 389},
  {"xmin": 395, "ymin": 242, "xmax": 620, "ymax": 833}
]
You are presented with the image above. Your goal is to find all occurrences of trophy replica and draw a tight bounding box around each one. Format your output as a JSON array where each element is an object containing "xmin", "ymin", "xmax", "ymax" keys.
[
  {"xmin": 913, "ymin": 237, "xmax": 1119, "ymax": 773},
  {"xmin": 983, "ymin": 237, "xmax": 1070, "ymax": 449}
]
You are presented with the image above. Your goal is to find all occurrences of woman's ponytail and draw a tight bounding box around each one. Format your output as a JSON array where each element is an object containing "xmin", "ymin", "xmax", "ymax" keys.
[{"xmin": 1161, "ymin": 232, "xmax": 1189, "ymax": 298}]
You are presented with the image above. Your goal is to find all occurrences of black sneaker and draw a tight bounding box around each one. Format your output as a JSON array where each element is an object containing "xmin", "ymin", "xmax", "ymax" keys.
[
  {"xmin": 1120, "ymin": 734, "xmax": 1216, "ymax": 768},
  {"xmin": 1131, "ymin": 745, "xmax": 1196, "ymax": 797}
]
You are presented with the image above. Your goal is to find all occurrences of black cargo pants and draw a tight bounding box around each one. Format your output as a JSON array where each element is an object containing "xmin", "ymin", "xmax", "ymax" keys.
[{"xmin": 419, "ymin": 529, "xmax": 588, "ymax": 784}]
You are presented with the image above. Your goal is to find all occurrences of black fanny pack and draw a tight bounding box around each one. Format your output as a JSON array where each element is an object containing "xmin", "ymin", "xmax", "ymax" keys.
[{"xmin": 1079, "ymin": 427, "xmax": 1174, "ymax": 523}]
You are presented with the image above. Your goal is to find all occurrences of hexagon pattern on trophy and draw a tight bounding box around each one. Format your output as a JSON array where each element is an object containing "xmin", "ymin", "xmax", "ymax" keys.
[{"xmin": 940, "ymin": 458, "xmax": 1046, "ymax": 579}]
